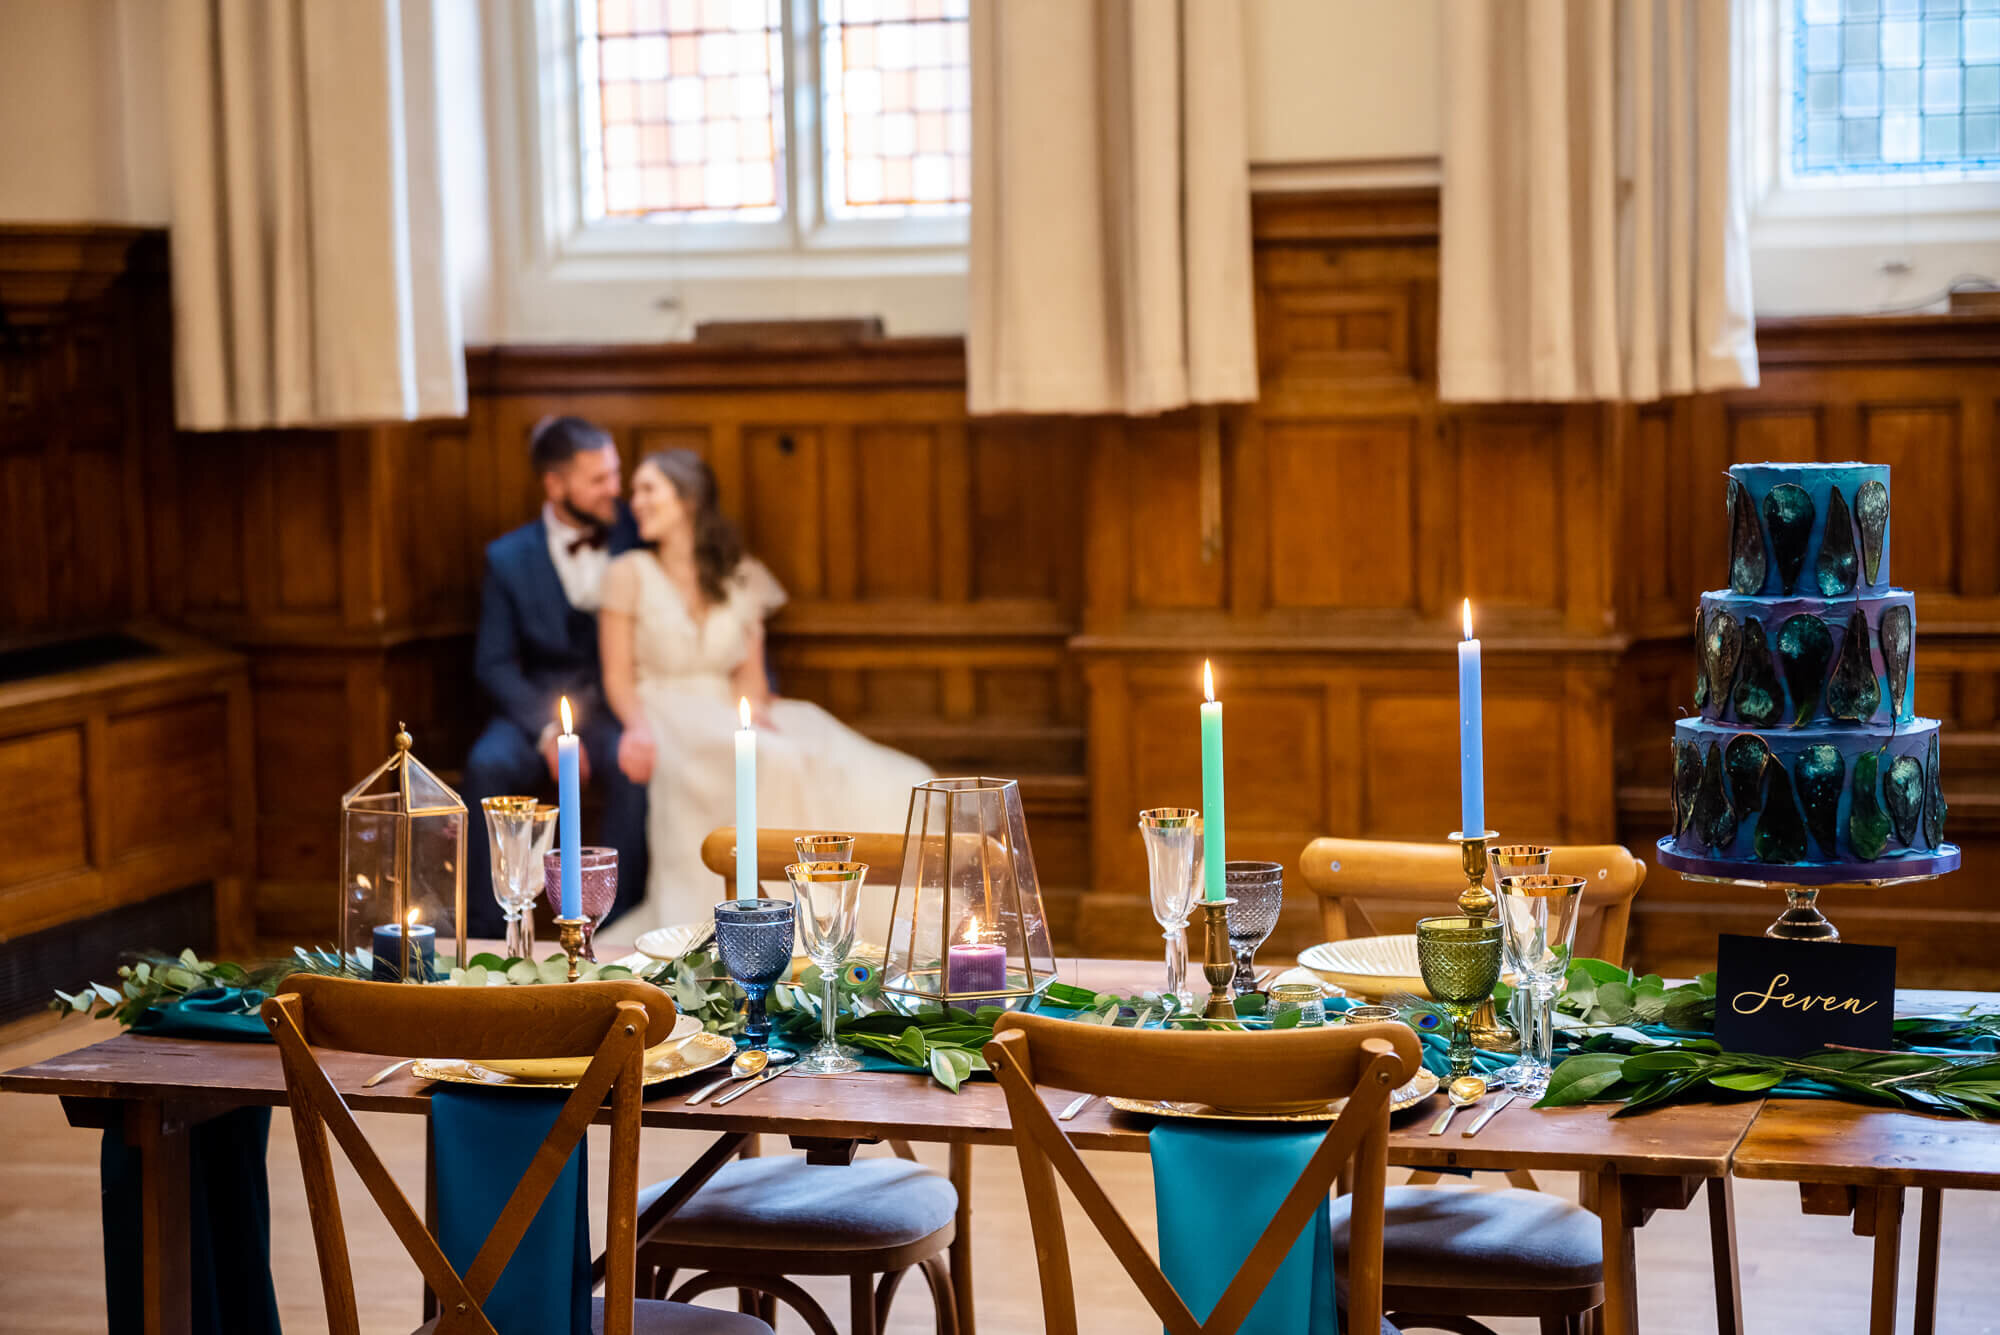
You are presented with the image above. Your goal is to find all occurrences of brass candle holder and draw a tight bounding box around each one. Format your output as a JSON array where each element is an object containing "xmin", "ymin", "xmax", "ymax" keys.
[
  {"xmin": 1449, "ymin": 829, "xmax": 1498, "ymax": 917},
  {"xmin": 1447, "ymin": 829, "xmax": 1517, "ymax": 1052},
  {"xmin": 1198, "ymin": 897, "xmax": 1238, "ymax": 1019},
  {"xmin": 554, "ymin": 916, "xmax": 590, "ymax": 983}
]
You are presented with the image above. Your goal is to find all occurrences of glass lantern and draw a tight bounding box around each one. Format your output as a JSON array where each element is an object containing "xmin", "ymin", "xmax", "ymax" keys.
[
  {"xmin": 339, "ymin": 726, "xmax": 468, "ymax": 982},
  {"xmin": 882, "ymin": 777, "xmax": 1058, "ymax": 1012}
]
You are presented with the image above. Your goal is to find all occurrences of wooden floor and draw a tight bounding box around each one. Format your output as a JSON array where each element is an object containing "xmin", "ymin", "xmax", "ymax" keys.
[{"xmin": 5, "ymin": 1015, "xmax": 2000, "ymax": 1334}]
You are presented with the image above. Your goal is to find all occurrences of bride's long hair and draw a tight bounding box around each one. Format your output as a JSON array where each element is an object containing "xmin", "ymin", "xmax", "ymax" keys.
[{"xmin": 641, "ymin": 449, "xmax": 744, "ymax": 605}]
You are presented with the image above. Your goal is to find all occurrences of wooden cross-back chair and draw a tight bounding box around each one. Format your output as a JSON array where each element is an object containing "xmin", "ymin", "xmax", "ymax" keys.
[
  {"xmin": 1299, "ymin": 838, "xmax": 1646, "ymax": 966},
  {"xmin": 984, "ymin": 1011, "xmax": 1420, "ymax": 1335},
  {"xmin": 698, "ymin": 826, "xmax": 906, "ymax": 887},
  {"xmin": 262, "ymin": 975, "xmax": 769, "ymax": 1335}
]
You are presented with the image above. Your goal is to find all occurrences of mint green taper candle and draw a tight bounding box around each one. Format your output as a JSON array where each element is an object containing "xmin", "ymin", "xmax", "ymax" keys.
[{"xmin": 1201, "ymin": 660, "xmax": 1225, "ymax": 901}]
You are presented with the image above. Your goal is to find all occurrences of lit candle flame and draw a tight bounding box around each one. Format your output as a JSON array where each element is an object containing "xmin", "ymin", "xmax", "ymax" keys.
[
  {"xmin": 739, "ymin": 696, "xmax": 752, "ymax": 729},
  {"xmin": 1202, "ymin": 659, "xmax": 1215, "ymax": 704},
  {"xmin": 961, "ymin": 918, "xmax": 984, "ymax": 946},
  {"xmin": 1462, "ymin": 598, "xmax": 1474, "ymax": 641},
  {"xmin": 560, "ymin": 696, "xmax": 574, "ymax": 734},
  {"xmin": 405, "ymin": 907, "xmax": 420, "ymax": 927}
]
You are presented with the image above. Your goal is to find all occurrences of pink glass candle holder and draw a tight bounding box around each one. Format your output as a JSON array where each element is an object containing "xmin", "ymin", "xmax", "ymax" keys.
[{"xmin": 544, "ymin": 847, "xmax": 617, "ymax": 962}]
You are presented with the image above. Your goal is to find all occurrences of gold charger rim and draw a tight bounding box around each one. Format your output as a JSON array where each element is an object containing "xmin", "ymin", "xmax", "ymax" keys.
[
  {"xmin": 1105, "ymin": 1068, "xmax": 1439, "ymax": 1124},
  {"xmin": 412, "ymin": 1031, "xmax": 736, "ymax": 1090},
  {"xmin": 473, "ymin": 1013, "xmax": 703, "ymax": 1080}
]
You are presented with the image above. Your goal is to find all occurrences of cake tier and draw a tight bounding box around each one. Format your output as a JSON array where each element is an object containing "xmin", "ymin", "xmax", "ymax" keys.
[
  {"xmin": 1694, "ymin": 589, "xmax": 1916, "ymax": 727},
  {"xmin": 1665, "ymin": 717, "xmax": 1950, "ymax": 875},
  {"xmin": 1727, "ymin": 462, "xmax": 1891, "ymax": 599}
]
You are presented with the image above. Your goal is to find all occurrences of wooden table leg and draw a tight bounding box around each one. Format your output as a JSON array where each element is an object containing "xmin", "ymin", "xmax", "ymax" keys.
[
  {"xmin": 1867, "ymin": 1186, "xmax": 1905, "ymax": 1335},
  {"xmin": 1914, "ymin": 1187, "xmax": 1941, "ymax": 1335},
  {"xmin": 1704, "ymin": 1177, "xmax": 1744, "ymax": 1335},
  {"xmin": 950, "ymin": 1141, "xmax": 975, "ymax": 1335},
  {"xmin": 1594, "ymin": 1169, "xmax": 1640, "ymax": 1335},
  {"xmin": 129, "ymin": 1101, "xmax": 193, "ymax": 1335}
]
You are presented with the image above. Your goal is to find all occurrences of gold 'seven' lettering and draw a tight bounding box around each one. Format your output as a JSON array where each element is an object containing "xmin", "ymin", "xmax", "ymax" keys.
[{"xmin": 1731, "ymin": 973, "xmax": 1878, "ymax": 1016}]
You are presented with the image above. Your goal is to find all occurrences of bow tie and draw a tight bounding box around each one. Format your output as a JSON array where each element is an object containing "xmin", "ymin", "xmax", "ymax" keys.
[{"xmin": 565, "ymin": 528, "xmax": 609, "ymax": 556}]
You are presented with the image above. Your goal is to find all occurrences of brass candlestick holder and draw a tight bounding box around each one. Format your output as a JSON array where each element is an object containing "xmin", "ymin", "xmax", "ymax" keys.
[
  {"xmin": 1447, "ymin": 829, "xmax": 1516, "ymax": 1052},
  {"xmin": 1198, "ymin": 898, "xmax": 1238, "ymax": 1020},
  {"xmin": 554, "ymin": 915, "xmax": 590, "ymax": 982}
]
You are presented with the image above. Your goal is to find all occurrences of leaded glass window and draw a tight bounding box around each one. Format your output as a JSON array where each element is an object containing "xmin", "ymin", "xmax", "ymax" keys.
[
  {"xmin": 576, "ymin": 0, "xmax": 972, "ymax": 230},
  {"xmin": 1795, "ymin": 0, "xmax": 2000, "ymax": 176}
]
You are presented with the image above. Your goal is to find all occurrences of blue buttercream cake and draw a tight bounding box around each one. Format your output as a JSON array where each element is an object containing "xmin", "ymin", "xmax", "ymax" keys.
[{"xmin": 1658, "ymin": 462, "xmax": 1958, "ymax": 884}]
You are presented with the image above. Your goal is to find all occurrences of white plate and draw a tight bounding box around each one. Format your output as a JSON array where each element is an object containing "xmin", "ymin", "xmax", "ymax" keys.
[
  {"xmin": 635, "ymin": 923, "xmax": 709, "ymax": 961},
  {"xmin": 1299, "ymin": 935, "xmax": 1426, "ymax": 999}
]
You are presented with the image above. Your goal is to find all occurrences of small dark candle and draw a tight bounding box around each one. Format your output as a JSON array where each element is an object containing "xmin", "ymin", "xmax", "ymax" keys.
[{"xmin": 371, "ymin": 917, "xmax": 436, "ymax": 982}]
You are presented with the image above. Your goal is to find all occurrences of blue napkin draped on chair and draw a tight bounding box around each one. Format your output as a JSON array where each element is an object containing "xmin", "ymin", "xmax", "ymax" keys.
[
  {"xmin": 1151, "ymin": 1122, "xmax": 1340, "ymax": 1335},
  {"xmin": 431, "ymin": 1086, "xmax": 592, "ymax": 1335}
]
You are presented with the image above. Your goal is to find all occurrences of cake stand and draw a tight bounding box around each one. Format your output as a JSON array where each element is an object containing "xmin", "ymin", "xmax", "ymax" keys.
[{"xmin": 1655, "ymin": 839, "xmax": 1960, "ymax": 942}]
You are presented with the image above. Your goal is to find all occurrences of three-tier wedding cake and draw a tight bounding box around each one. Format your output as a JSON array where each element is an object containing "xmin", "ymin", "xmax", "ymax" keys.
[{"xmin": 1656, "ymin": 462, "xmax": 1959, "ymax": 883}]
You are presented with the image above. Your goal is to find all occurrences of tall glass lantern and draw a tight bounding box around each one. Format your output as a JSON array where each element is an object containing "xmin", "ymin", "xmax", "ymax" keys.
[
  {"xmin": 882, "ymin": 777, "xmax": 1058, "ymax": 1012},
  {"xmin": 340, "ymin": 727, "xmax": 468, "ymax": 982}
]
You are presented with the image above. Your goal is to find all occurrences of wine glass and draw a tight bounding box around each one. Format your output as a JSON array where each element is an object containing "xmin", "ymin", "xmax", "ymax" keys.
[
  {"xmin": 786, "ymin": 861, "xmax": 868, "ymax": 1074},
  {"xmin": 714, "ymin": 898, "xmax": 796, "ymax": 1050},
  {"xmin": 1138, "ymin": 809, "xmax": 1201, "ymax": 1009},
  {"xmin": 1415, "ymin": 915, "xmax": 1504, "ymax": 1078},
  {"xmin": 543, "ymin": 847, "xmax": 619, "ymax": 961},
  {"xmin": 794, "ymin": 834, "xmax": 856, "ymax": 863},
  {"xmin": 1224, "ymin": 861, "xmax": 1284, "ymax": 993},
  {"xmin": 1487, "ymin": 845, "xmax": 1551, "ymax": 1055},
  {"xmin": 1495, "ymin": 875, "xmax": 1585, "ymax": 1097},
  {"xmin": 483, "ymin": 797, "xmax": 557, "ymax": 960}
]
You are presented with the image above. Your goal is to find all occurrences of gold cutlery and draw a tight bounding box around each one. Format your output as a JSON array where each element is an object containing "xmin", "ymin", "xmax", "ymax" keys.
[
  {"xmin": 1463, "ymin": 1090, "xmax": 1517, "ymax": 1136},
  {"xmin": 1428, "ymin": 1075, "xmax": 1487, "ymax": 1135},
  {"xmin": 1058, "ymin": 1092, "xmax": 1096, "ymax": 1121},
  {"xmin": 714, "ymin": 1064, "xmax": 792, "ymax": 1106},
  {"xmin": 362, "ymin": 1058, "xmax": 414, "ymax": 1088}
]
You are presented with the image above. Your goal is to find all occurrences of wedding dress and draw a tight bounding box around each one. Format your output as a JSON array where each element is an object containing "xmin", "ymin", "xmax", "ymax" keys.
[{"xmin": 602, "ymin": 550, "xmax": 932, "ymax": 935}]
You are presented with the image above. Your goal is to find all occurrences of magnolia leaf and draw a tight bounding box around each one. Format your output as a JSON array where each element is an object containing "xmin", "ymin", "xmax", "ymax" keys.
[
  {"xmin": 1595, "ymin": 982, "xmax": 1637, "ymax": 1023},
  {"xmin": 1271, "ymin": 1006, "xmax": 1303, "ymax": 1030},
  {"xmin": 1620, "ymin": 1049, "xmax": 1709, "ymax": 1075},
  {"xmin": 506, "ymin": 961, "xmax": 541, "ymax": 985},
  {"xmin": 468, "ymin": 952, "xmax": 510, "ymax": 970},
  {"xmin": 928, "ymin": 1048, "xmax": 967, "ymax": 1093},
  {"xmin": 1710, "ymin": 1070, "xmax": 1785, "ymax": 1092},
  {"xmin": 1536, "ymin": 1054, "xmax": 1631, "ymax": 1107}
]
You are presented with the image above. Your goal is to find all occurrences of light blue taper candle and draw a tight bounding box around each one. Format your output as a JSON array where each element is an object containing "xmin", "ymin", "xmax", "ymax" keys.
[
  {"xmin": 557, "ymin": 697, "xmax": 582, "ymax": 918},
  {"xmin": 1201, "ymin": 660, "xmax": 1226, "ymax": 901},
  {"xmin": 1458, "ymin": 600, "xmax": 1485, "ymax": 836}
]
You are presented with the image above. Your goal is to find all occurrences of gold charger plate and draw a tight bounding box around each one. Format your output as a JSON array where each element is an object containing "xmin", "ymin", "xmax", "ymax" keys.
[
  {"xmin": 413, "ymin": 1031, "xmax": 735, "ymax": 1090},
  {"xmin": 475, "ymin": 1013, "xmax": 703, "ymax": 1080},
  {"xmin": 1106, "ymin": 1068, "xmax": 1439, "ymax": 1124}
]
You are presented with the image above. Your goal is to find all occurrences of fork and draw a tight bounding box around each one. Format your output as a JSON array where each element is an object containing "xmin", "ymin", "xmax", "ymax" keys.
[{"xmin": 1059, "ymin": 1005, "xmax": 1156, "ymax": 1121}]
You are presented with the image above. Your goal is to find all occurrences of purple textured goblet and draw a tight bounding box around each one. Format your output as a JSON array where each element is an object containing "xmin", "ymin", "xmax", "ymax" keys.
[{"xmin": 544, "ymin": 847, "xmax": 618, "ymax": 962}]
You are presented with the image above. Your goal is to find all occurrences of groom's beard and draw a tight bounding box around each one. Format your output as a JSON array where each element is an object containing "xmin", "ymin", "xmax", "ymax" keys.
[{"xmin": 558, "ymin": 497, "xmax": 611, "ymax": 536}]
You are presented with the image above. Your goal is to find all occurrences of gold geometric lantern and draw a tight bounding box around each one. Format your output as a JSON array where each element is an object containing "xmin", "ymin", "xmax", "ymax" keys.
[
  {"xmin": 339, "ymin": 726, "xmax": 467, "ymax": 982},
  {"xmin": 881, "ymin": 777, "xmax": 1058, "ymax": 1012}
]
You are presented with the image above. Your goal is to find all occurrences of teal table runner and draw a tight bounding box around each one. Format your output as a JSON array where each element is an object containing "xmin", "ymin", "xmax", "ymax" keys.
[
  {"xmin": 1151, "ymin": 1122, "xmax": 1339, "ymax": 1335},
  {"xmin": 431, "ymin": 1087, "xmax": 592, "ymax": 1335}
]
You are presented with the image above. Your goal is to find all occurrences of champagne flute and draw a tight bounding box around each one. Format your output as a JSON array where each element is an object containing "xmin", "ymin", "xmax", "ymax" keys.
[
  {"xmin": 1416, "ymin": 915, "xmax": 1503, "ymax": 1079},
  {"xmin": 1138, "ymin": 809, "xmax": 1201, "ymax": 1009},
  {"xmin": 1496, "ymin": 875, "xmax": 1585, "ymax": 1097},
  {"xmin": 787, "ymin": 861, "xmax": 868, "ymax": 1075}
]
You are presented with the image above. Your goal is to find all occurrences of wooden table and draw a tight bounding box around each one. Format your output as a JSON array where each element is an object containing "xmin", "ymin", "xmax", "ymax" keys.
[
  {"xmin": 1728, "ymin": 988, "xmax": 2000, "ymax": 1335},
  {"xmin": 3, "ymin": 959, "xmax": 1758, "ymax": 1335},
  {"xmin": 1735, "ymin": 1100, "xmax": 2000, "ymax": 1335}
]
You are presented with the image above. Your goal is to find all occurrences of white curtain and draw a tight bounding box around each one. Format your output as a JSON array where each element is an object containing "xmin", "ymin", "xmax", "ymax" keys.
[
  {"xmin": 967, "ymin": 0, "xmax": 1258, "ymax": 417},
  {"xmin": 1440, "ymin": 0, "xmax": 1760, "ymax": 403},
  {"xmin": 165, "ymin": 0, "xmax": 465, "ymax": 430}
]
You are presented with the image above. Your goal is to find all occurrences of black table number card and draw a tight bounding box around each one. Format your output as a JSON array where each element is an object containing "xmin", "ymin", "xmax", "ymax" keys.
[{"xmin": 1714, "ymin": 934, "xmax": 1896, "ymax": 1058}]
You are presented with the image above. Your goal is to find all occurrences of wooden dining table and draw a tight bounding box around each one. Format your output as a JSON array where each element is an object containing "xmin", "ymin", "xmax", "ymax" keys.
[{"xmin": 3, "ymin": 959, "xmax": 1990, "ymax": 1335}]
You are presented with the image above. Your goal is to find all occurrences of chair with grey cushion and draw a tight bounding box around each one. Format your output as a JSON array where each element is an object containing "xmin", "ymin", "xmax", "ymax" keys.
[
  {"xmin": 1331, "ymin": 1186, "xmax": 1604, "ymax": 1335},
  {"xmin": 638, "ymin": 1141, "xmax": 959, "ymax": 1335}
]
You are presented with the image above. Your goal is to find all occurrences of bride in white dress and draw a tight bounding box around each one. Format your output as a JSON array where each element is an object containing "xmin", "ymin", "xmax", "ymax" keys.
[{"xmin": 599, "ymin": 449, "xmax": 932, "ymax": 932}]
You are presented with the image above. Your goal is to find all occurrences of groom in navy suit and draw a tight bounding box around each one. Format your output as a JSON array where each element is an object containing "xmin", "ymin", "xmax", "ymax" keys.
[{"xmin": 463, "ymin": 416, "xmax": 648, "ymax": 937}]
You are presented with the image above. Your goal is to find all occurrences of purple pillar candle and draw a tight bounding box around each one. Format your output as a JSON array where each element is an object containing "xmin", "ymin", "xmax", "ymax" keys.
[{"xmin": 947, "ymin": 941, "xmax": 1007, "ymax": 997}]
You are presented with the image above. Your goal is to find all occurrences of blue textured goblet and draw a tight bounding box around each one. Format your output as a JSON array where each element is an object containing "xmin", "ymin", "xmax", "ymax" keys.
[{"xmin": 714, "ymin": 899, "xmax": 795, "ymax": 1050}]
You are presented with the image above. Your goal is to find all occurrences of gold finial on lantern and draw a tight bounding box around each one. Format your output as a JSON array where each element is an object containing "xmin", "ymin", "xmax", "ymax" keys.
[{"xmin": 395, "ymin": 722, "xmax": 413, "ymax": 752}]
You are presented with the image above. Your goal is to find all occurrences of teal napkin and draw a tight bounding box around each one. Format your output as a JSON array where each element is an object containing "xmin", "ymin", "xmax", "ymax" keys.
[
  {"xmin": 431, "ymin": 1088, "xmax": 591, "ymax": 1335},
  {"xmin": 1151, "ymin": 1123, "xmax": 1338, "ymax": 1335},
  {"xmin": 133, "ymin": 986, "xmax": 271, "ymax": 1041}
]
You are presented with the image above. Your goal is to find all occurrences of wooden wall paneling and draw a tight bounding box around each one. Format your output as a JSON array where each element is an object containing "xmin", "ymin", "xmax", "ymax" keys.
[{"xmin": 1262, "ymin": 418, "xmax": 1419, "ymax": 611}]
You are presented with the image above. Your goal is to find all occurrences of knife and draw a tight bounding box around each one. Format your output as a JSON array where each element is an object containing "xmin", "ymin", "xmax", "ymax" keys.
[
  {"xmin": 714, "ymin": 1064, "xmax": 793, "ymax": 1106},
  {"xmin": 1463, "ymin": 1090, "xmax": 1517, "ymax": 1136}
]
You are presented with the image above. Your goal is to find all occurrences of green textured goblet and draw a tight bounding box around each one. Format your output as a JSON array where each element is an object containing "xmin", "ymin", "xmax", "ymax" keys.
[{"xmin": 1416, "ymin": 915, "xmax": 1504, "ymax": 1079}]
